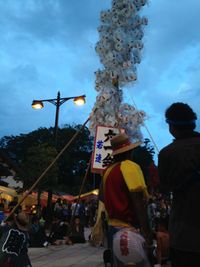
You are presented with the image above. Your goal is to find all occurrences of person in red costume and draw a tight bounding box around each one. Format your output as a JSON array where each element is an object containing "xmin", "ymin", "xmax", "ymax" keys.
[{"xmin": 103, "ymin": 133, "xmax": 152, "ymax": 267}]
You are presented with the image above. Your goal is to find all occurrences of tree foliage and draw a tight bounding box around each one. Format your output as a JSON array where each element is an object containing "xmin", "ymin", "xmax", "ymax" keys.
[
  {"xmin": 131, "ymin": 138, "xmax": 156, "ymax": 187},
  {"xmin": 0, "ymin": 125, "xmax": 93, "ymax": 194},
  {"xmin": 0, "ymin": 127, "xmax": 55, "ymax": 164},
  {"xmin": 0, "ymin": 127, "xmax": 156, "ymax": 194},
  {"xmin": 19, "ymin": 143, "xmax": 58, "ymax": 190}
]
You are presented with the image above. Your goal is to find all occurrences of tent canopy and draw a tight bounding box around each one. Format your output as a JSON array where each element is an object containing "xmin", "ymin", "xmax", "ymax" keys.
[
  {"xmin": 74, "ymin": 189, "xmax": 99, "ymax": 201},
  {"xmin": 0, "ymin": 186, "xmax": 17, "ymax": 197},
  {"xmin": 0, "ymin": 185, "xmax": 17, "ymax": 202}
]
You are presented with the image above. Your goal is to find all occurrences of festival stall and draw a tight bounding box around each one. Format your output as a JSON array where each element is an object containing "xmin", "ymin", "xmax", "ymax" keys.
[
  {"xmin": 19, "ymin": 191, "xmax": 74, "ymax": 208},
  {"xmin": 60, "ymin": 194, "xmax": 74, "ymax": 202},
  {"xmin": 0, "ymin": 185, "xmax": 17, "ymax": 202},
  {"xmin": 74, "ymin": 189, "xmax": 99, "ymax": 202}
]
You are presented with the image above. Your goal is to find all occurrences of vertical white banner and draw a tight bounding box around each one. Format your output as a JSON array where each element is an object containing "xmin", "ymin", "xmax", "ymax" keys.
[{"xmin": 91, "ymin": 126, "xmax": 123, "ymax": 173}]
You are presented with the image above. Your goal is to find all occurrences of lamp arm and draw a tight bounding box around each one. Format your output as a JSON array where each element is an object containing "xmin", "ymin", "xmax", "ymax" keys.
[{"xmin": 33, "ymin": 95, "xmax": 85, "ymax": 107}]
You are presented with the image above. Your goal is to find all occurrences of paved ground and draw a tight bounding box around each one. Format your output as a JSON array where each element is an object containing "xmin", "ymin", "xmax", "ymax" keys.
[
  {"xmin": 29, "ymin": 243, "xmax": 171, "ymax": 267},
  {"xmin": 29, "ymin": 228, "xmax": 105, "ymax": 267},
  {"xmin": 28, "ymin": 228, "xmax": 171, "ymax": 267},
  {"xmin": 29, "ymin": 242, "xmax": 105, "ymax": 267}
]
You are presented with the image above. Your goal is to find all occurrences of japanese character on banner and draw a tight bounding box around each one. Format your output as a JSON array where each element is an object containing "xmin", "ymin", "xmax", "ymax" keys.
[
  {"xmin": 113, "ymin": 229, "xmax": 146, "ymax": 265},
  {"xmin": 92, "ymin": 126, "xmax": 124, "ymax": 173},
  {"xmin": 102, "ymin": 153, "xmax": 113, "ymax": 167},
  {"xmin": 120, "ymin": 231, "xmax": 129, "ymax": 256},
  {"xmin": 104, "ymin": 129, "xmax": 117, "ymax": 142},
  {"xmin": 2, "ymin": 229, "xmax": 26, "ymax": 256},
  {"xmin": 95, "ymin": 153, "xmax": 102, "ymax": 164}
]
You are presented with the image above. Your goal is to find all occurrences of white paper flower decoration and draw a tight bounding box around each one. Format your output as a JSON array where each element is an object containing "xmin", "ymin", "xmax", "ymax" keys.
[{"xmin": 89, "ymin": 0, "xmax": 148, "ymax": 140}]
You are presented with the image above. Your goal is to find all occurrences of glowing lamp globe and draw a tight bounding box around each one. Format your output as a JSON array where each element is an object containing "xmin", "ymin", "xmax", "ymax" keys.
[
  {"xmin": 73, "ymin": 95, "xmax": 86, "ymax": 106},
  {"xmin": 31, "ymin": 100, "xmax": 44, "ymax": 109}
]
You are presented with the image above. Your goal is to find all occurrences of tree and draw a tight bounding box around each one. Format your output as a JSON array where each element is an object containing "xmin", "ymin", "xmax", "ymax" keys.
[
  {"xmin": 0, "ymin": 126, "xmax": 156, "ymax": 195},
  {"xmin": 132, "ymin": 138, "xmax": 157, "ymax": 192},
  {"xmin": 19, "ymin": 143, "xmax": 58, "ymax": 191},
  {"xmin": 18, "ymin": 143, "xmax": 59, "ymax": 216},
  {"xmin": 132, "ymin": 138, "xmax": 155, "ymax": 175},
  {"xmin": 0, "ymin": 125, "xmax": 93, "ymax": 195},
  {"xmin": 0, "ymin": 128, "xmax": 55, "ymax": 164},
  {"xmin": 55, "ymin": 124, "xmax": 93, "ymax": 194}
]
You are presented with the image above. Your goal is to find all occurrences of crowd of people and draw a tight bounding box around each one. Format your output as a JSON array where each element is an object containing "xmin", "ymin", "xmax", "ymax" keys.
[
  {"xmin": 29, "ymin": 198, "xmax": 98, "ymax": 247},
  {"xmin": 0, "ymin": 101, "xmax": 199, "ymax": 267},
  {"xmin": 0, "ymin": 197, "xmax": 99, "ymax": 266},
  {"xmin": 147, "ymin": 194, "xmax": 170, "ymax": 267},
  {"xmin": 100, "ymin": 102, "xmax": 200, "ymax": 267},
  {"xmin": 0, "ymin": 198, "xmax": 98, "ymax": 245}
]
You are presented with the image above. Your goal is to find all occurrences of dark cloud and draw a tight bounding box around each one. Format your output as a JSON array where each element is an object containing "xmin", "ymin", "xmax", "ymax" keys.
[
  {"xmin": 12, "ymin": 64, "xmax": 38, "ymax": 82},
  {"xmin": 133, "ymin": 0, "xmax": 200, "ymax": 136},
  {"xmin": 0, "ymin": 0, "xmax": 199, "ymax": 151},
  {"xmin": 0, "ymin": 0, "xmax": 110, "ymax": 44},
  {"xmin": 143, "ymin": 0, "xmax": 200, "ymax": 65}
]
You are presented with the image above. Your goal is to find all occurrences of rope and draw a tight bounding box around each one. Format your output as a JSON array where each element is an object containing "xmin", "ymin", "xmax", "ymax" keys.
[
  {"xmin": 126, "ymin": 90, "xmax": 160, "ymax": 154},
  {"xmin": 112, "ymin": 77, "xmax": 159, "ymax": 154}
]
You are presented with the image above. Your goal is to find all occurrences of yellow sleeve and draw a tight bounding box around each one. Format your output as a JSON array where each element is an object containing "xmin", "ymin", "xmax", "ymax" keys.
[{"xmin": 121, "ymin": 160, "xmax": 149, "ymax": 198}]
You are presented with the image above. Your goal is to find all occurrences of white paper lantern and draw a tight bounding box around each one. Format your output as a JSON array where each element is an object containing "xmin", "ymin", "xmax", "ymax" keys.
[
  {"xmin": 90, "ymin": 0, "xmax": 148, "ymax": 138},
  {"xmin": 113, "ymin": 229, "xmax": 146, "ymax": 265},
  {"xmin": 100, "ymin": 10, "xmax": 112, "ymax": 24},
  {"xmin": 141, "ymin": 17, "xmax": 148, "ymax": 25}
]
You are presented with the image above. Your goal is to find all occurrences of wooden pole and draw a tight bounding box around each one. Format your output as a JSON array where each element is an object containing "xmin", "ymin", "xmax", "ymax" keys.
[
  {"xmin": 6, "ymin": 115, "xmax": 91, "ymax": 221},
  {"xmin": 70, "ymin": 156, "xmax": 92, "ymax": 225}
]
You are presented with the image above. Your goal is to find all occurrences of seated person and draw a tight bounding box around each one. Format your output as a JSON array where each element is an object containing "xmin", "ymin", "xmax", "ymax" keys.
[
  {"xmin": 0, "ymin": 203, "xmax": 5, "ymax": 224},
  {"xmin": 29, "ymin": 216, "xmax": 47, "ymax": 247},
  {"xmin": 155, "ymin": 217, "xmax": 170, "ymax": 267},
  {"xmin": 69, "ymin": 216, "xmax": 85, "ymax": 244},
  {"xmin": 49, "ymin": 216, "xmax": 72, "ymax": 245}
]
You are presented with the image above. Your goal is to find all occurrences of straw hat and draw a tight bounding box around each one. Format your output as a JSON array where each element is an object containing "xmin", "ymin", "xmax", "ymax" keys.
[
  {"xmin": 14, "ymin": 212, "xmax": 29, "ymax": 231},
  {"xmin": 111, "ymin": 133, "xmax": 141, "ymax": 156}
]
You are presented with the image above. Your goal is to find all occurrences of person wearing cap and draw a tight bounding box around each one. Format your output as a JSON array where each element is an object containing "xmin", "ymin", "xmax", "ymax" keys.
[
  {"xmin": 103, "ymin": 133, "xmax": 152, "ymax": 266},
  {"xmin": 158, "ymin": 102, "xmax": 200, "ymax": 267}
]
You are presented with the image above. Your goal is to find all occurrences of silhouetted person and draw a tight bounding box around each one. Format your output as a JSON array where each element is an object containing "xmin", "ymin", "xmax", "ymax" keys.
[{"xmin": 158, "ymin": 102, "xmax": 200, "ymax": 267}]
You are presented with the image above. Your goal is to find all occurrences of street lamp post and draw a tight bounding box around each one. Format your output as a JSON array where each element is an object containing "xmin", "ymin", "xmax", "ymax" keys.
[
  {"xmin": 31, "ymin": 91, "xmax": 86, "ymax": 224},
  {"xmin": 32, "ymin": 91, "xmax": 86, "ymax": 147}
]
